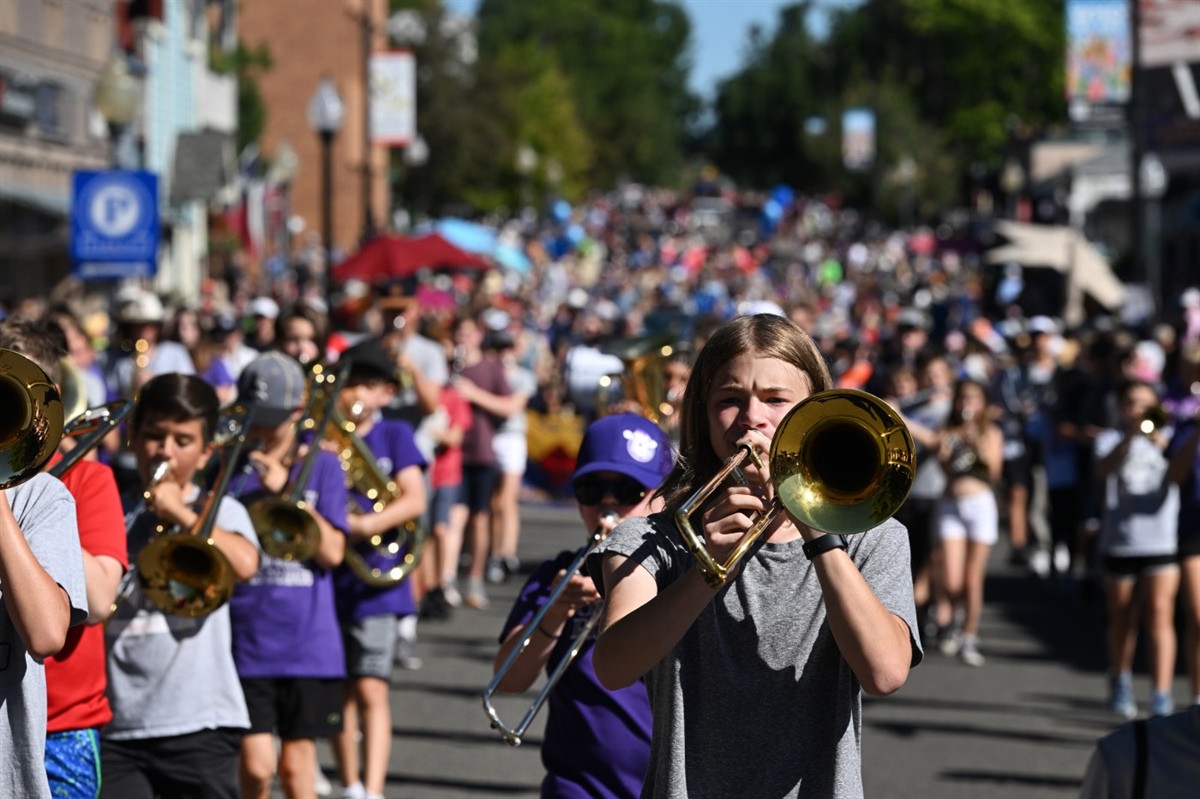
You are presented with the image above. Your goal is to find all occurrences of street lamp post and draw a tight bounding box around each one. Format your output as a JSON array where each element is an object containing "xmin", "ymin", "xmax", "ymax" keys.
[
  {"xmin": 93, "ymin": 55, "xmax": 143, "ymax": 169},
  {"xmin": 308, "ymin": 77, "xmax": 345, "ymax": 318}
]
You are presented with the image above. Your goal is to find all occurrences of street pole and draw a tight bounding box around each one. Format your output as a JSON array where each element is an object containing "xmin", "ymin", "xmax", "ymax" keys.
[
  {"xmin": 1129, "ymin": 0, "xmax": 1146, "ymax": 304},
  {"xmin": 321, "ymin": 129, "xmax": 335, "ymax": 317},
  {"xmin": 361, "ymin": 9, "xmax": 376, "ymax": 241}
]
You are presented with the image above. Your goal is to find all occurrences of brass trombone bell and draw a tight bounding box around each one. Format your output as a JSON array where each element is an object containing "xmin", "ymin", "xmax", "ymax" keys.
[
  {"xmin": 676, "ymin": 389, "xmax": 916, "ymax": 588},
  {"xmin": 1139, "ymin": 405, "xmax": 1170, "ymax": 436},
  {"xmin": 0, "ymin": 349, "xmax": 64, "ymax": 489}
]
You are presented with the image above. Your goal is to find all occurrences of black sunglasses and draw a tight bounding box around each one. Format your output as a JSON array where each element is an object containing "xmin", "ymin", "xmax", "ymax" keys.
[{"xmin": 573, "ymin": 475, "xmax": 647, "ymax": 506}]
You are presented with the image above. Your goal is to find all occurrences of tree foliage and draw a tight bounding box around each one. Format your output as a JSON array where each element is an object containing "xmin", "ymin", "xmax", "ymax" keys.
[
  {"xmin": 476, "ymin": 0, "xmax": 698, "ymax": 188},
  {"xmin": 708, "ymin": 0, "xmax": 1066, "ymax": 219}
]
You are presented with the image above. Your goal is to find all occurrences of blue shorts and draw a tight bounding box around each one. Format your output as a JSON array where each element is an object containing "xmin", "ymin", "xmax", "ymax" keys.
[
  {"xmin": 430, "ymin": 483, "xmax": 464, "ymax": 528},
  {"xmin": 46, "ymin": 728, "xmax": 101, "ymax": 799}
]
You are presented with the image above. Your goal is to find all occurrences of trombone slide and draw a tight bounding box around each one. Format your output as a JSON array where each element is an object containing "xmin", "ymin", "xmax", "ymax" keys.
[{"xmin": 481, "ymin": 513, "xmax": 615, "ymax": 747}]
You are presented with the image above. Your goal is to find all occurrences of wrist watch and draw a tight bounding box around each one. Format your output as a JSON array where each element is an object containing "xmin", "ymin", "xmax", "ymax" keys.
[{"xmin": 802, "ymin": 534, "xmax": 848, "ymax": 561}]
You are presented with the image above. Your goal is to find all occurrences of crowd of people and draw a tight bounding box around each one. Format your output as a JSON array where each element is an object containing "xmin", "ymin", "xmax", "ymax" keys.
[{"xmin": 1, "ymin": 187, "xmax": 1198, "ymax": 798}]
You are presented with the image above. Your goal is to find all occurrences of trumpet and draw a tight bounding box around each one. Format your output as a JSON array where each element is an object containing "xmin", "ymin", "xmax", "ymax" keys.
[
  {"xmin": 111, "ymin": 408, "xmax": 250, "ymax": 619},
  {"xmin": 248, "ymin": 362, "xmax": 345, "ymax": 561},
  {"xmin": 1139, "ymin": 405, "xmax": 1170, "ymax": 436},
  {"xmin": 481, "ymin": 510, "xmax": 618, "ymax": 747},
  {"xmin": 0, "ymin": 348, "xmax": 64, "ymax": 489},
  {"xmin": 676, "ymin": 389, "xmax": 916, "ymax": 588},
  {"xmin": 332, "ymin": 404, "xmax": 426, "ymax": 587},
  {"xmin": 50, "ymin": 401, "xmax": 135, "ymax": 479}
]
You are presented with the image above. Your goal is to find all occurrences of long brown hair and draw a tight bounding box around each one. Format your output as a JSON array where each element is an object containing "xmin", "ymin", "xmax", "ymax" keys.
[{"xmin": 656, "ymin": 314, "xmax": 833, "ymax": 511}]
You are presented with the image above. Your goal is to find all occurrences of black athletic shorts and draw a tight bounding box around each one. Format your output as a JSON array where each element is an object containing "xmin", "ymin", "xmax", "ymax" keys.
[{"xmin": 240, "ymin": 677, "xmax": 344, "ymax": 739}]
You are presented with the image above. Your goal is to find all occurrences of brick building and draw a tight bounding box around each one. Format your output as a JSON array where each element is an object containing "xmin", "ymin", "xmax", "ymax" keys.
[{"xmin": 238, "ymin": 0, "xmax": 390, "ymax": 274}]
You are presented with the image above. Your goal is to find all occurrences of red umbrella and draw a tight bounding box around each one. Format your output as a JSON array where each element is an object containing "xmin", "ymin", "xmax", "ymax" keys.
[{"xmin": 332, "ymin": 233, "xmax": 491, "ymax": 283}]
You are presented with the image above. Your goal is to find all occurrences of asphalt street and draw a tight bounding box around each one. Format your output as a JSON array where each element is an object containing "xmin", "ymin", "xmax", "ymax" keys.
[{"xmin": 295, "ymin": 502, "xmax": 1189, "ymax": 799}]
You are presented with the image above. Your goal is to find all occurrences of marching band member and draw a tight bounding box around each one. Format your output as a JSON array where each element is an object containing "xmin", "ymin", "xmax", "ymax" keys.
[
  {"xmin": 102, "ymin": 374, "xmax": 260, "ymax": 799},
  {"xmin": 0, "ymin": 343, "xmax": 87, "ymax": 799},
  {"xmin": 589, "ymin": 314, "xmax": 921, "ymax": 798},
  {"xmin": 0, "ymin": 319, "xmax": 127, "ymax": 799},
  {"xmin": 329, "ymin": 341, "xmax": 428, "ymax": 799},
  {"xmin": 493, "ymin": 413, "xmax": 673, "ymax": 798},
  {"xmin": 228, "ymin": 352, "xmax": 350, "ymax": 799}
]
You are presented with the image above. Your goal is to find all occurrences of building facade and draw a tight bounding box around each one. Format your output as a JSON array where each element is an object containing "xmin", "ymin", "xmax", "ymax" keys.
[
  {"xmin": 0, "ymin": 0, "xmax": 113, "ymax": 304},
  {"xmin": 238, "ymin": 0, "xmax": 390, "ymax": 277}
]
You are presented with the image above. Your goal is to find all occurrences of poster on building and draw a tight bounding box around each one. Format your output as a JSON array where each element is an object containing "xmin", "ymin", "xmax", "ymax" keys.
[
  {"xmin": 370, "ymin": 50, "xmax": 415, "ymax": 147},
  {"xmin": 841, "ymin": 108, "xmax": 875, "ymax": 172},
  {"xmin": 1139, "ymin": 0, "xmax": 1200, "ymax": 67},
  {"xmin": 1065, "ymin": 0, "xmax": 1131, "ymax": 105}
]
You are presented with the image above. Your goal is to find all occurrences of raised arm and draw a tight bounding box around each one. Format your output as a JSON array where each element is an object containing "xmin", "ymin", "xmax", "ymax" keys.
[
  {"xmin": 592, "ymin": 552, "xmax": 716, "ymax": 690},
  {"xmin": 0, "ymin": 490, "xmax": 73, "ymax": 659}
]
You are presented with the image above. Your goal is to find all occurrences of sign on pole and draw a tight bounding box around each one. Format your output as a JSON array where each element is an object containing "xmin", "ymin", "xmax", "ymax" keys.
[
  {"xmin": 370, "ymin": 50, "xmax": 416, "ymax": 146},
  {"xmin": 71, "ymin": 170, "xmax": 160, "ymax": 279}
]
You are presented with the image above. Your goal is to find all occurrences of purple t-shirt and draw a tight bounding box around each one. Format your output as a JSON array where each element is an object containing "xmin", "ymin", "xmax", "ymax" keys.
[
  {"xmin": 334, "ymin": 418, "xmax": 426, "ymax": 621},
  {"xmin": 500, "ymin": 550, "xmax": 651, "ymax": 799},
  {"xmin": 228, "ymin": 449, "xmax": 349, "ymax": 678}
]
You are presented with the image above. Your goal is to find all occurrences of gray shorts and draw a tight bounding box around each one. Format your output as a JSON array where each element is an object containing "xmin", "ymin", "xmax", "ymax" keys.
[{"xmin": 342, "ymin": 614, "xmax": 399, "ymax": 681}]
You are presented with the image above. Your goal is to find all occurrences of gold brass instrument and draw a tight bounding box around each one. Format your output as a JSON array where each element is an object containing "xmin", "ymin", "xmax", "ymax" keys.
[
  {"xmin": 482, "ymin": 509, "xmax": 618, "ymax": 747},
  {"xmin": 112, "ymin": 408, "xmax": 250, "ymax": 618},
  {"xmin": 1139, "ymin": 405, "xmax": 1170, "ymax": 436},
  {"xmin": 248, "ymin": 362, "xmax": 344, "ymax": 561},
  {"xmin": 50, "ymin": 401, "xmax": 135, "ymax": 479},
  {"xmin": 59, "ymin": 357, "xmax": 89, "ymax": 423},
  {"xmin": 0, "ymin": 349, "xmax": 64, "ymax": 489},
  {"xmin": 332, "ymin": 404, "xmax": 426, "ymax": 587},
  {"xmin": 598, "ymin": 332, "xmax": 676, "ymax": 425},
  {"xmin": 676, "ymin": 389, "xmax": 916, "ymax": 589}
]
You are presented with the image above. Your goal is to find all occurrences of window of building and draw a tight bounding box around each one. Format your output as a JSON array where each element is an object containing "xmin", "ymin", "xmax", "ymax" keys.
[{"xmin": 36, "ymin": 82, "xmax": 69, "ymax": 138}]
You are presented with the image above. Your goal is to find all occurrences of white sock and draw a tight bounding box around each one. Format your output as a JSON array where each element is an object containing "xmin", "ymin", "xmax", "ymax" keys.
[{"xmin": 397, "ymin": 614, "xmax": 417, "ymax": 641}]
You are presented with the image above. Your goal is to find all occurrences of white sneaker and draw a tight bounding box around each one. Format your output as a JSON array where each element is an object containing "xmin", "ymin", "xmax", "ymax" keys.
[
  {"xmin": 1028, "ymin": 549, "xmax": 1051, "ymax": 579},
  {"xmin": 315, "ymin": 763, "xmax": 333, "ymax": 796},
  {"xmin": 1053, "ymin": 544, "xmax": 1070, "ymax": 575},
  {"xmin": 959, "ymin": 642, "xmax": 986, "ymax": 667},
  {"xmin": 339, "ymin": 784, "xmax": 365, "ymax": 799},
  {"xmin": 442, "ymin": 582, "xmax": 462, "ymax": 608}
]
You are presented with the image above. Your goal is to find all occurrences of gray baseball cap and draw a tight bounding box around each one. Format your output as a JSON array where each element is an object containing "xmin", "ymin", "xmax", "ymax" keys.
[{"xmin": 236, "ymin": 351, "xmax": 306, "ymax": 426}]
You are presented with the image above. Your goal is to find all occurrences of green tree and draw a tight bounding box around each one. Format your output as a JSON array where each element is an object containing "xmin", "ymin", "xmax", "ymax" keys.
[
  {"xmin": 210, "ymin": 40, "xmax": 273, "ymax": 154},
  {"xmin": 476, "ymin": 0, "xmax": 698, "ymax": 188}
]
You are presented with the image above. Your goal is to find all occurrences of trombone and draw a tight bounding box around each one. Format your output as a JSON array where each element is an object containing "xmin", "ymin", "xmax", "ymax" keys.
[
  {"xmin": 331, "ymin": 404, "xmax": 426, "ymax": 587},
  {"xmin": 481, "ymin": 510, "xmax": 618, "ymax": 747},
  {"xmin": 49, "ymin": 401, "xmax": 135, "ymax": 479},
  {"xmin": 248, "ymin": 362, "xmax": 345, "ymax": 561},
  {"xmin": 110, "ymin": 407, "xmax": 251, "ymax": 618},
  {"xmin": 0, "ymin": 348, "xmax": 64, "ymax": 489},
  {"xmin": 676, "ymin": 389, "xmax": 916, "ymax": 588}
]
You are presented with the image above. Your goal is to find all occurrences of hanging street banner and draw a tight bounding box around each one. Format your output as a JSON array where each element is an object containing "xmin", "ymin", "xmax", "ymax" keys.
[
  {"xmin": 370, "ymin": 50, "xmax": 416, "ymax": 146},
  {"xmin": 70, "ymin": 169, "xmax": 159, "ymax": 279},
  {"xmin": 1065, "ymin": 0, "xmax": 1132, "ymax": 127}
]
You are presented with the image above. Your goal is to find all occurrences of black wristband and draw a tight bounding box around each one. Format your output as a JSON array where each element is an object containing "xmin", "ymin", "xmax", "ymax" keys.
[
  {"xmin": 536, "ymin": 622, "xmax": 561, "ymax": 640},
  {"xmin": 802, "ymin": 535, "xmax": 848, "ymax": 561}
]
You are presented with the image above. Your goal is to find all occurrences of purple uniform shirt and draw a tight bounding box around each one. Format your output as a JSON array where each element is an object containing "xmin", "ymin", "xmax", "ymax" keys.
[
  {"xmin": 500, "ymin": 550, "xmax": 651, "ymax": 799},
  {"xmin": 334, "ymin": 418, "xmax": 426, "ymax": 621},
  {"xmin": 228, "ymin": 449, "xmax": 349, "ymax": 678}
]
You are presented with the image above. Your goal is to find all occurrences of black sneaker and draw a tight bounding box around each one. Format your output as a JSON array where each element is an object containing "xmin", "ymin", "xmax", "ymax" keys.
[{"xmin": 419, "ymin": 588, "xmax": 451, "ymax": 621}]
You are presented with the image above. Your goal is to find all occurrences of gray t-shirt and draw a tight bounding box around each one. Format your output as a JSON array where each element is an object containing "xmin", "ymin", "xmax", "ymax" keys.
[
  {"xmin": 1094, "ymin": 430, "xmax": 1180, "ymax": 557},
  {"xmin": 104, "ymin": 492, "xmax": 260, "ymax": 740},
  {"xmin": 590, "ymin": 512, "xmax": 922, "ymax": 799},
  {"xmin": 1, "ymin": 474, "xmax": 87, "ymax": 799}
]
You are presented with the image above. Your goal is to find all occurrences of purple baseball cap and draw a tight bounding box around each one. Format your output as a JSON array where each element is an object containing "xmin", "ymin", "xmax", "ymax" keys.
[{"xmin": 572, "ymin": 413, "xmax": 674, "ymax": 490}]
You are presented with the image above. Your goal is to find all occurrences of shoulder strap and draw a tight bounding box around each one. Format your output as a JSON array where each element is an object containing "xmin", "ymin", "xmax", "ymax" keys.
[{"xmin": 1133, "ymin": 718, "xmax": 1148, "ymax": 799}]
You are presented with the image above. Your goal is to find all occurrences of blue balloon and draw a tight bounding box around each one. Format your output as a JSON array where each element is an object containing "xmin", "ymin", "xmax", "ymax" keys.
[
  {"xmin": 770, "ymin": 184, "xmax": 795, "ymax": 208},
  {"xmin": 552, "ymin": 200, "xmax": 572, "ymax": 224}
]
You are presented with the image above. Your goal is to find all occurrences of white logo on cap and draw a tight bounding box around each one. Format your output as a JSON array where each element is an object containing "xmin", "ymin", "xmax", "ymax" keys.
[
  {"xmin": 623, "ymin": 429, "xmax": 658, "ymax": 463},
  {"xmin": 252, "ymin": 375, "xmax": 269, "ymax": 402}
]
